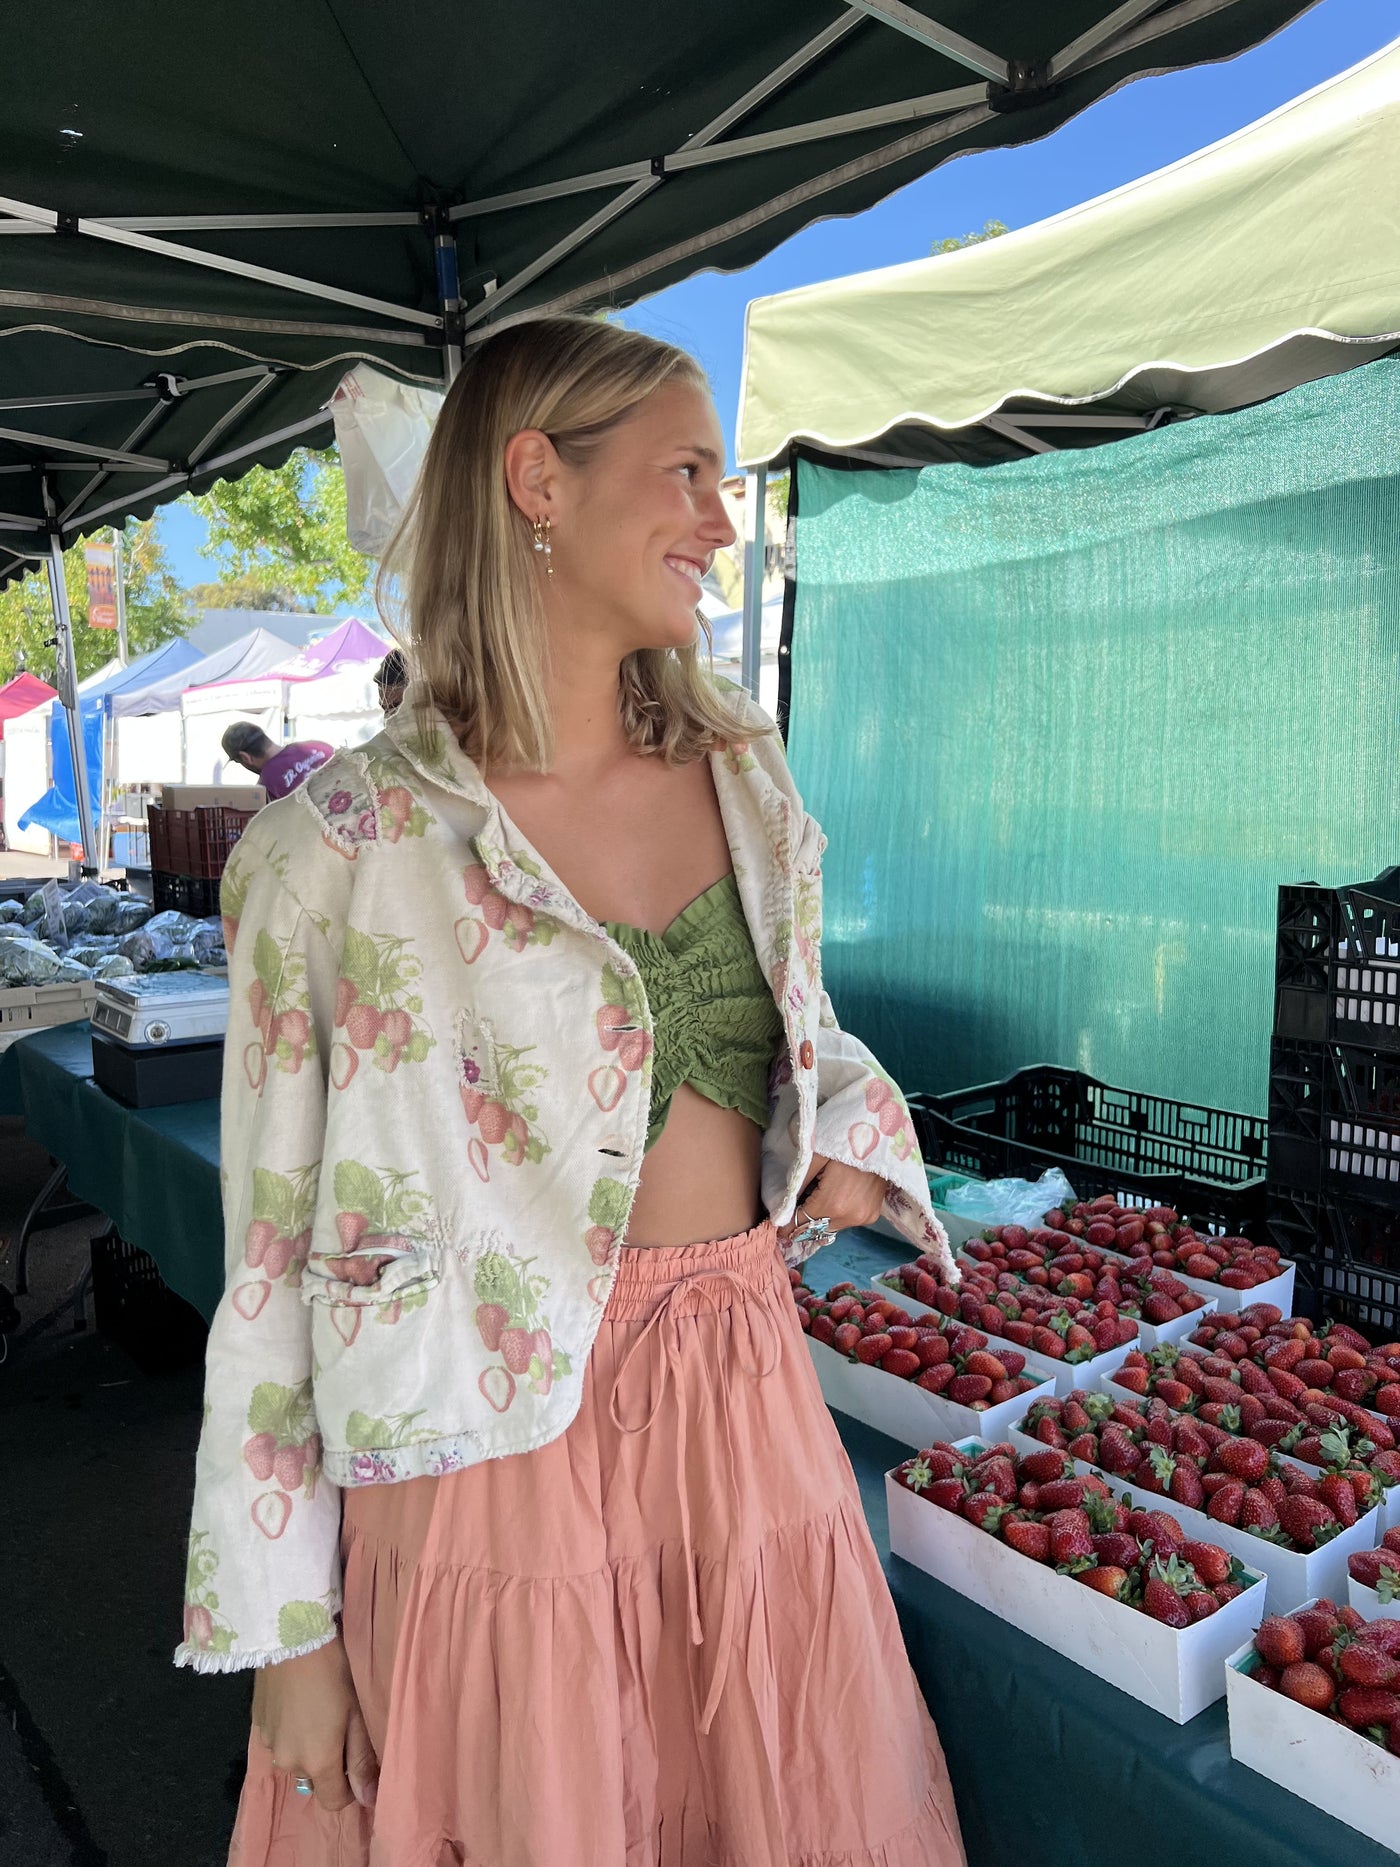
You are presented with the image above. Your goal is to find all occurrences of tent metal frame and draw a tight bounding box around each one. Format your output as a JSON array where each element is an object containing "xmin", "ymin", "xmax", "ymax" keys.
[{"xmin": 0, "ymin": 0, "xmax": 1271, "ymax": 854}]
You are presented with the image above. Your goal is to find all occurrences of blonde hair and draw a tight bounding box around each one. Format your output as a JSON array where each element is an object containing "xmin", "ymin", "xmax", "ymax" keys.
[{"xmin": 376, "ymin": 314, "xmax": 776, "ymax": 773}]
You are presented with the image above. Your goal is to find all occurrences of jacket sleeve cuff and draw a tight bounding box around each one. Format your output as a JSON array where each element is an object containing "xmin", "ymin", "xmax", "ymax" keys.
[
  {"xmin": 798, "ymin": 992, "xmax": 958, "ymax": 1283},
  {"xmin": 173, "ymin": 1623, "xmax": 339, "ymax": 1676}
]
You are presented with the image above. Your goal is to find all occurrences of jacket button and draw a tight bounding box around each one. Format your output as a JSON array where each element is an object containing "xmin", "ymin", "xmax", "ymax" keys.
[{"xmin": 799, "ymin": 1039, "xmax": 815, "ymax": 1070}]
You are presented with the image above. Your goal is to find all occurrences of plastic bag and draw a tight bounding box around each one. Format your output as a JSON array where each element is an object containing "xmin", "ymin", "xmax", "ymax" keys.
[
  {"xmin": 191, "ymin": 921, "xmax": 226, "ymax": 963},
  {"xmin": 941, "ymin": 1168, "xmax": 1078, "ymax": 1230},
  {"xmin": 111, "ymin": 897, "xmax": 153, "ymax": 934},
  {"xmin": 52, "ymin": 959, "xmax": 94, "ymax": 982},
  {"xmin": 0, "ymin": 899, "xmax": 25, "ymax": 924},
  {"xmin": 62, "ymin": 902, "xmax": 90, "ymax": 938},
  {"xmin": 82, "ymin": 889, "xmax": 125, "ymax": 933},
  {"xmin": 93, "ymin": 954, "xmax": 136, "ymax": 980},
  {"xmin": 331, "ymin": 363, "xmax": 442, "ymax": 554},
  {"xmin": 0, "ymin": 936, "xmax": 66, "ymax": 985},
  {"xmin": 145, "ymin": 910, "xmax": 199, "ymax": 942}
]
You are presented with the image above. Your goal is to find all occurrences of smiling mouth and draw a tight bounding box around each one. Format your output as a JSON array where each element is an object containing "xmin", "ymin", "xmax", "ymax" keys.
[{"xmin": 663, "ymin": 555, "xmax": 707, "ymax": 589}]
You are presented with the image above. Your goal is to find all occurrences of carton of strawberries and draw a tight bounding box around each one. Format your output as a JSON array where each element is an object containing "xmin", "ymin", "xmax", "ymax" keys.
[
  {"xmin": 1187, "ymin": 1310, "xmax": 1400, "ymax": 1420},
  {"xmin": 886, "ymin": 1438, "xmax": 1266, "ymax": 1719},
  {"xmin": 1227, "ymin": 1595, "xmax": 1400, "ymax": 1847}
]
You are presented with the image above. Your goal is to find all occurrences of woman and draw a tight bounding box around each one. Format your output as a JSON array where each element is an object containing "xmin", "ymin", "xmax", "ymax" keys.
[{"xmin": 179, "ymin": 315, "xmax": 965, "ymax": 1867}]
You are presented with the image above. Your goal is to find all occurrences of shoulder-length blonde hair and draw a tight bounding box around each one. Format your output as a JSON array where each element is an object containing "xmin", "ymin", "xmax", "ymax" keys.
[{"xmin": 377, "ymin": 314, "xmax": 777, "ymax": 773}]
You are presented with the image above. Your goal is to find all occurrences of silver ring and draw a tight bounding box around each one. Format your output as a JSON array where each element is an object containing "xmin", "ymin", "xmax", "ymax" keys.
[{"xmin": 294, "ymin": 1775, "xmax": 314, "ymax": 1797}]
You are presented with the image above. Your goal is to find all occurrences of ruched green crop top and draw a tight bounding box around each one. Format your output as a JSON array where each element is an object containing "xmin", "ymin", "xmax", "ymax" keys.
[{"xmin": 605, "ymin": 871, "xmax": 785, "ymax": 1152}]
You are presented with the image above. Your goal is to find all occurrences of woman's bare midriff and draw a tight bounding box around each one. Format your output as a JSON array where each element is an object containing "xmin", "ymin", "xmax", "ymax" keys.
[{"xmin": 483, "ymin": 743, "xmax": 767, "ymax": 1249}]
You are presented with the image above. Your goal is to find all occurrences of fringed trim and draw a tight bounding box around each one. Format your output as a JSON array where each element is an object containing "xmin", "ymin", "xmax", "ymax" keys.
[{"xmin": 172, "ymin": 1626, "xmax": 338, "ymax": 1676}]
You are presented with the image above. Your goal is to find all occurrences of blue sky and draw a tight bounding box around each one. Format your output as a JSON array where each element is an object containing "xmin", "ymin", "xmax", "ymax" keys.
[{"xmin": 161, "ymin": 0, "xmax": 1397, "ymax": 588}]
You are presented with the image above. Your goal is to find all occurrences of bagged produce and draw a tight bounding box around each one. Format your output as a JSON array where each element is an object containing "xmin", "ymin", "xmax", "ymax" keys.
[
  {"xmin": 82, "ymin": 889, "xmax": 126, "ymax": 933},
  {"xmin": 67, "ymin": 940, "xmax": 120, "ymax": 967},
  {"xmin": 62, "ymin": 902, "xmax": 91, "ymax": 937},
  {"xmin": 191, "ymin": 920, "xmax": 226, "ymax": 963},
  {"xmin": 145, "ymin": 910, "xmax": 200, "ymax": 942},
  {"xmin": 110, "ymin": 896, "xmax": 153, "ymax": 934},
  {"xmin": 92, "ymin": 955, "xmax": 136, "ymax": 980},
  {"xmin": 0, "ymin": 936, "xmax": 66, "ymax": 985},
  {"xmin": 52, "ymin": 959, "xmax": 94, "ymax": 982},
  {"xmin": 0, "ymin": 899, "xmax": 24, "ymax": 924}
]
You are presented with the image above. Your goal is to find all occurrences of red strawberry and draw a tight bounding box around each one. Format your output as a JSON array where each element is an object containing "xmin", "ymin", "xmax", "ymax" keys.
[
  {"xmin": 810, "ymin": 1315, "xmax": 837, "ymax": 1346},
  {"xmin": 854, "ymin": 1333, "xmax": 893, "ymax": 1365},
  {"xmin": 947, "ymin": 1374, "xmax": 993, "ymax": 1406},
  {"xmin": 1142, "ymin": 1575, "xmax": 1191, "ymax": 1628},
  {"xmin": 833, "ymin": 1322, "xmax": 863, "ymax": 1356},
  {"xmin": 1020, "ymin": 1449, "xmax": 1071, "ymax": 1484},
  {"xmin": 1338, "ymin": 1687, "xmax": 1400, "ymax": 1729},
  {"xmin": 1338, "ymin": 1643, "xmax": 1400, "ymax": 1688},
  {"xmin": 926, "ymin": 1478, "xmax": 967, "ymax": 1511},
  {"xmin": 916, "ymin": 1365, "xmax": 956, "ymax": 1395},
  {"xmin": 1277, "ymin": 1495, "xmax": 1338, "ymax": 1550},
  {"xmin": 1207, "ymin": 1482, "xmax": 1245, "ymax": 1527},
  {"xmin": 1348, "ymin": 1549, "xmax": 1400, "ymax": 1589},
  {"xmin": 1037, "ymin": 1478, "xmax": 1087, "ymax": 1512},
  {"xmin": 880, "ymin": 1348, "xmax": 922, "ymax": 1379},
  {"xmin": 1186, "ymin": 1591, "xmax": 1220, "ymax": 1621},
  {"xmin": 1279, "ymin": 1662, "xmax": 1336, "ymax": 1712},
  {"xmin": 1317, "ymin": 1473, "xmax": 1359, "ymax": 1528},
  {"xmin": 961, "ymin": 1491, "xmax": 1007, "ymax": 1533},
  {"xmin": 1255, "ymin": 1616, "xmax": 1307, "ymax": 1669},
  {"xmin": 1214, "ymin": 1439, "xmax": 1269, "ymax": 1483},
  {"xmin": 1047, "ymin": 1509, "xmax": 1093, "ymax": 1565},
  {"xmin": 1003, "ymin": 1518, "xmax": 1052, "ymax": 1561},
  {"xmin": 1170, "ymin": 1465, "xmax": 1206, "ymax": 1511},
  {"xmin": 1179, "ymin": 1540, "xmax": 1231, "ymax": 1587},
  {"xmin": 1077, "ymin": 1565, "xmax": 1130, "ymax": 1598},
  {"xmin": 1239, "ymin": 1488, "xmax": 1279, "ymax": 1532}
]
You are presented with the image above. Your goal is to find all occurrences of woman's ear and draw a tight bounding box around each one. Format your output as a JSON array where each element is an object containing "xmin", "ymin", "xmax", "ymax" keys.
[{"xmin": 503, "ymin": 428, "xmax": 558, "ymax": 522}]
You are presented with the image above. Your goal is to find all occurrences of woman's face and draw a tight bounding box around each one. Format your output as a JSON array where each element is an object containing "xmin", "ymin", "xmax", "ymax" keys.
[{"xmin": 535, "ymin": 378, "xmax": 738, "ymax": 657}]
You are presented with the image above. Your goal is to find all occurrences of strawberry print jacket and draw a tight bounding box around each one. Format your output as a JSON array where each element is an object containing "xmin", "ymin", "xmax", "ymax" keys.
[{"xmin": 175, "ymin": 681, "xmax": 954, "ymax": 1672}]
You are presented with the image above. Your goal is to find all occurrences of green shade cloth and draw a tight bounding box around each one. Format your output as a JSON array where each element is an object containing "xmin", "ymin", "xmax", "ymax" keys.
[
  {"xmin": 738, "ymin": 40, "xmax": 1400, "ymax": 465},
  {"xmin": 0, "ymin": 0, "xmax": 1316, "ymax": 566},
  {"xmin": 606, "ymin": 871, "xmax": 783, "ymax": 1151},
  {"xmin": 787, "ymin": 358, "xmax": 1400, "ymax": 1118},
  {"xmin": 14, "ymin": 1023, "xmax": 223, "ymax": 1322},
  {"xmin": 810, "ymin": 1230, "xmax": 1393, "ymax": 1867}
]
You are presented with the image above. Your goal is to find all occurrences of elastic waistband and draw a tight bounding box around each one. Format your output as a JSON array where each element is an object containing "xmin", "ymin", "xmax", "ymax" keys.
[{"xmin": 606, "ymin": 1218, "xmax": 780, "ymax": 1319}]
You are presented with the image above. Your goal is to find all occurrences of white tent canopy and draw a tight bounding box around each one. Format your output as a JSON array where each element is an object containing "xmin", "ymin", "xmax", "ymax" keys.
[
  {"xmin": 111, "ymin": 627, "xmax": 297, "ymax": 718},
  {"xmin": 736, "ymin": 38, "xmax": 1400, "ymax": 467}
]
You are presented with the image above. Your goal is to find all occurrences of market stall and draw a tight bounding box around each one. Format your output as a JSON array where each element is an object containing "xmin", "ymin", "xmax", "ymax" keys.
[
  {"xmin": 107, "ymin": 626, "xmax": 297, "ymax": 792},
  {"xmin": 0, "ymin": 673, "xmax": 56, "ymax": 857},
  {"xmin": 732, "ymin": 39, "xmax": 1400, "ymax": 1119}
]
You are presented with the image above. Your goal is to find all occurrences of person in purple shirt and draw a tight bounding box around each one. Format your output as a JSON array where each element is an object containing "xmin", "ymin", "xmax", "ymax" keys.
[{"xmin": 220, "ymin": 721, "xmax": 334, "ymax": 798}]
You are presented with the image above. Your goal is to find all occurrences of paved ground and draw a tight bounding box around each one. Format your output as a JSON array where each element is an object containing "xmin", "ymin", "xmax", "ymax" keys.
[{"xmin": 0, "ymin": 1116, "xmax": 247, "ymax": 1867}]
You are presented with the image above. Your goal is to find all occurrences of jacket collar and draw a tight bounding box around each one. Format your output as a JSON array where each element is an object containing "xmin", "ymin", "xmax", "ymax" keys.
[{"xmin": 385, "ymin": 681, "xmax": 796, "ymax": 986}]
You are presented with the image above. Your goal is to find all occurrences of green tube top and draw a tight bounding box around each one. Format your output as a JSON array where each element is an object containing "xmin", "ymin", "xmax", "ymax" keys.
[{"xmin": 605, "ymin": 872, "xmax": 786, "ymax": 1152}]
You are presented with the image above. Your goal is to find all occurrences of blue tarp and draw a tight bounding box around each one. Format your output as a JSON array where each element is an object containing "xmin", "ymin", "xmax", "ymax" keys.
[{"xmin": 16, "ymin": 639, "xmax": 202, "ymax": 845}]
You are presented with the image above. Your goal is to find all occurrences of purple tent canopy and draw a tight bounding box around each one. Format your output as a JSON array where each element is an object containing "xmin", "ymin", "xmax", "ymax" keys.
[{"xmin": 270, "ymin": 617, "xmax": 388, "ymax": 682}]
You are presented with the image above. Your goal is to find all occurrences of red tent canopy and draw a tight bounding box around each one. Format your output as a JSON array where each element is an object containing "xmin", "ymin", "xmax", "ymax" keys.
[{"xmin": 0, "ymin": 672, "xmax": 56, "ymax": 734}]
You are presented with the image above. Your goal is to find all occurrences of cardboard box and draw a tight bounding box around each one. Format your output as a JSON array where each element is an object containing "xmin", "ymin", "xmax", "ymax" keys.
[
  {"xmin": 807, "ymin": 1336, "xmax": 1053, "ymax": 1448},
  {"xmin": 888, "ymin": 1447, "xmax": 1266, "ymax": 1723},
  {"xmin": 870, "ymin": 1272, "xmax": 1132, "ymax": 1398},
  {"xmin": 158, "ymin": 784, "xmax": 266, "ymax": 810},
  {"xmin": 1348, "ymin": 1575, "xmax": 1400, "ymax": 1623},
  {"xmin": 1226, "ymin": 1616, "xmax": 1400, "ymax": 1854},
  {"xmin": 1008, "ymin": 1414, "xmax": 1380, "ymax": 1614}
]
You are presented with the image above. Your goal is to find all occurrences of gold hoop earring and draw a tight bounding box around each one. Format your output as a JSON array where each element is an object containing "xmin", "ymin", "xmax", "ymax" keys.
[{"xmin": 531, "ymin": 514, "xmax": 554, "ymax": 576}]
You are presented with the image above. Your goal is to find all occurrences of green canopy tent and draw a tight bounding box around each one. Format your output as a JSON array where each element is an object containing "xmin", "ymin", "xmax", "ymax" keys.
[
  {"xmin": 1, "ymin": 0, "xmax": 1318, "ymax": 856},
  {"xmin": 725, "ymin": 39, "xmax": 1400, "ymax": 1127}
]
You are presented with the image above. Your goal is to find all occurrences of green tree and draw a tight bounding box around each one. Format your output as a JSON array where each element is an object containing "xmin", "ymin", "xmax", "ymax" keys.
[
  {"xmin": 0, "ymin": 517, "xmax": 193, "ymax": 688},
  {"xmin": 189, "ymin": 447, "xmax": 372, "ymax": 613},
  {"xmin": 932, "ymin": 218, "xmax": 1009, "ymax": 255},
  {"xmin": 184, "ymin": 575, "xmax": 311, "ymax": 615}
]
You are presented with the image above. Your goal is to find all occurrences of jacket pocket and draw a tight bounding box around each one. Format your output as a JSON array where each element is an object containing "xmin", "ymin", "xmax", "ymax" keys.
[{"xmin": 300, "ymin": 1239, "xmax": 441, "ymax": 1310}]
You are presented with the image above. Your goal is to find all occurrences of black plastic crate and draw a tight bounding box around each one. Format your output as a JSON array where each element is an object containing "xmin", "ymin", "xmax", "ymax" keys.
[
  {"xmin": 151, "ymin": 869, "xmax": 182, "ymax": 911},
  {"xmin": 1275, "ymin": 868, "xmax": 1400, "ymax": 1052},
  {"xmin": 1268, "ymin": 1035, "xmax": 1400, "ymax": 1206},
  {"xmin": 174, "ymin": 873, "xmax": 222, "ymax": 918},
  {"xmin": 909, "ymin": 1065, "xmax": 1268, "ymax": 1237},
  {"xmin": 89, "ymin": 1228, "xmax": 209, "ymax": 1373},
  {"xmin": 1266, "ymin": 1187, "xmax": 1400, "ymax": 1343}
]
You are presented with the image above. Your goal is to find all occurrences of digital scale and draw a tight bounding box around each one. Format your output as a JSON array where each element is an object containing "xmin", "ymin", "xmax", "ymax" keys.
[{"xmin": 91, "ymin": 971, "xmax": 230, "ymax": 1049}]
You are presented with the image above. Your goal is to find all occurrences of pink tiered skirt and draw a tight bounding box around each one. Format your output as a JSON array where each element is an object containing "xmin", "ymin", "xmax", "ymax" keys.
[{"xmin": 228, "ymin": 1220, "xmax": 965, "ymax": 1866}]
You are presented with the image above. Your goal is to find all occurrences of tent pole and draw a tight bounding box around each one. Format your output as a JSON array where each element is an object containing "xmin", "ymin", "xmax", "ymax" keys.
[
  {"xmin": 434, "ymin": 223, "xmax": 462, "ymax": 386},
  {"xmin": 740, "ymin": 465, "xmax": 767, "ymax": 704},
  {"xmin": 45, "ymin": 526, "xmax": 98, "ymax": 867}
]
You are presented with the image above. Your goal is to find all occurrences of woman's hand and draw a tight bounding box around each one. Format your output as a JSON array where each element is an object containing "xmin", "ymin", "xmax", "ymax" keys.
[
  {"xmin": 774, "ymin": 1152, "xmax": 889, "ymax": 1250},
  {"xmin": 252, "ymin": 1635, "xmax": 379, "ymax": 1814}
]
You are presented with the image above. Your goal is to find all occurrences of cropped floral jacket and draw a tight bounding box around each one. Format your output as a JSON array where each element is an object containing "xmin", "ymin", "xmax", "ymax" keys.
[{"xmin": 176, "ymin": 682, "xmax": 953, "ymax": 1672}]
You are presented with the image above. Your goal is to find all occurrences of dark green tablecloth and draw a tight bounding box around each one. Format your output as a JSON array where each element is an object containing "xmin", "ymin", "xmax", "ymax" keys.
[
  {"xmin": 13, "ymin": 1021, "xmax": 224, "ymax": 1322},
  {"xmin": 0, "ymin": 1038, "xmax": 22, "ymax": 1117},
  {"xmin": 1, "ymin": 1053, "xmax": 1389, "ymax": 1864}
]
